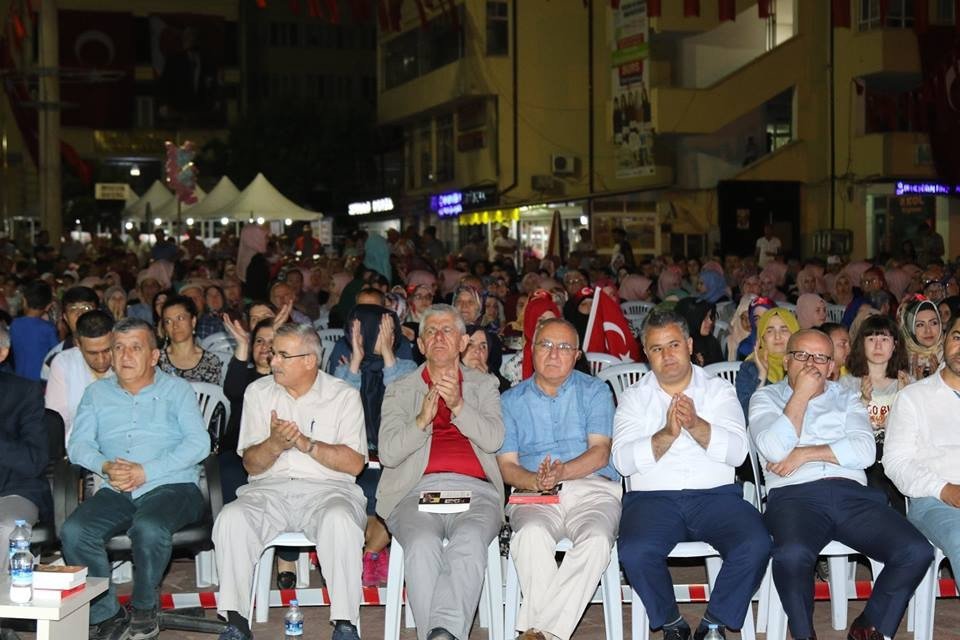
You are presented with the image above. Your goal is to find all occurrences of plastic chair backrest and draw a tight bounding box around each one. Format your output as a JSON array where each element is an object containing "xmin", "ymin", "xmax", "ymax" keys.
[
  {"xmin": 703, "ymin": 360, "xmax": 742, "ymax": 386},
  {"xmin": 596, "ymin": 362, "xmax": 650, "ymax": 404},
  {"xmin": 191, "ymin": 381, "xmax": 231, "ymax": 454}
]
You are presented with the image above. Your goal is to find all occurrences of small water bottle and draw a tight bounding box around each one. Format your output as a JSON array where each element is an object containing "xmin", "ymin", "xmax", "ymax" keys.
[
  {"xmin": 9, "ymin": 548, "xmax": 33, "ymax": 604},
  {"xmin": 284, "ymin": 599, "xmax": 304, "ymax": 639},
  {"xmin": 703, "ymin": 624, "xmax": 723, "ymax": 640},
  {"xmin": 8, "ymin": 520, "xmax": 31, "ymax": 572}
]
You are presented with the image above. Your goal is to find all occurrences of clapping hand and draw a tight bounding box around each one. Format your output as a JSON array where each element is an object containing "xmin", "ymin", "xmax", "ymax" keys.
[
  {"xmin": 416, "ymin": 387, "xmax": 440, "ymax": 430},
  {"xmin": 273, "ymin": 300, "xmax": 293, "ymax": 328},
  {"xmin": 269, "ymin": 410, "xmax": 303, "ymax": 451},
  {"xmin": 536, "ymin": 454, "xmax": 564, "ymax": 491},
  {"xmin": 223, "ymin": 317, "xmax": 250, "ymax": 361},
  {"xmin": 349, "ymin": 319, "xmax": 364, "ymax": 373}
]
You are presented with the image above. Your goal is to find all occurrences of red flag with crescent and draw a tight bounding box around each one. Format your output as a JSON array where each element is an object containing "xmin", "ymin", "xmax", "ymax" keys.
[{"xmin": 583, "ymin": 288, "xmax": 640, "ymax": 362}]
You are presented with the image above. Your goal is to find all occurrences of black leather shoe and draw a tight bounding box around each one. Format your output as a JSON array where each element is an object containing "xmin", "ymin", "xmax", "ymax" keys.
[
  {"xmin": 276, "ymin": 571, "xmax": 297, "ymax": 590},
  {"xmin": 662, "ymin": 624, "xmax": 691, "ymax": 640},
  {"xmin": 848, "ymin": 615, "xmax": 883, "ymax": 640}
]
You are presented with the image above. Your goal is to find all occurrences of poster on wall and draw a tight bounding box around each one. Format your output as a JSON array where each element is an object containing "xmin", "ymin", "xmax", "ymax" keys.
[
  {"xmin": 150, "ymin": 14, "xmax": 225, "ymax": 127},
  {"xmin": 611, "ymin": 0, "xmax": 655, "ymax": 178}
]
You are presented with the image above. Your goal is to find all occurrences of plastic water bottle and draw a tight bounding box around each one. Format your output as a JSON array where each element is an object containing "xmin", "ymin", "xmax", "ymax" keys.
[
  {"xmin": 703, "ymin": 624, "xmax": 723, "ymax": 640},
  {"xmin": 284, "ymin": 599, "xmax": 304, "ymax": 639},
  {"xmin": 8, "ymin": 520, "xmax": 31, "ymax": 572},
  {"xmin": 9, "ymin": 548, "xmax": 33, "ymax": 603}
]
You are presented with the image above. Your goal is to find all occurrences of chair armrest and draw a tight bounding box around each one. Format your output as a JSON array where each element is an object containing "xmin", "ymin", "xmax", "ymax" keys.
[
  {"xmin": 52, "ymin": 461, "xmax": 84, "ymax": 540},
  {"xmin": 203, "ymin": 454, "xmax": 224, "ymax": 521}
]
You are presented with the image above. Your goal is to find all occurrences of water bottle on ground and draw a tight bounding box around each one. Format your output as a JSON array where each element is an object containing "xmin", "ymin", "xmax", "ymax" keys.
[
  {"xmin": 703, "ymin": 624, "xmax": 723, "ymax": 640},
  {"xmin": 8, "ymin": 520, "xmax": 31, "ymax": 573},
  {"xmin": 284, "ymin": 599, "xmax": 304, "ymax": 639},
  {"xmin": 9, "ymin": 548, "xmax": 34, "ymax": 604}
]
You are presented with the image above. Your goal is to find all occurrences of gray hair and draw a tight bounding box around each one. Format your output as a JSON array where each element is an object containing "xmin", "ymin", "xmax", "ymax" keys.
[
  {"xmin": 419, "ymin": 303, "xmax": 466, "ymax": 336},
  {"xmin": 532, "ymin": 317, "xmax": 580, "ymax": 349},
  {"xmin": 113, "ymin": 317, "xmax": 157, "ymax": 349},
  {"xmin": 0, "ymin": 322, "xmax": 9, "ymax": 349},
  {"xmin": 640, "ymin": 310, "xmax": 689, "ymax": 347},
  {"xmin": 275, "ymin": 323, "xmax": 323, "ymax": 364}
]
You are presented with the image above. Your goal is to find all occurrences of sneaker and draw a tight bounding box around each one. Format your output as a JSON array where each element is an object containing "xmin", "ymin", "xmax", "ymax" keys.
[
  {"xmin": 362, "ymin": 551, "xmax": 381, "ymax": 587},
  {"xmin": 331, "ymin": 621, "xmax": 360, "ymax": 640},
  {"xmin": 129, "ymin": 607, "xmax": 159, "ymax": 640},
  {"xmin": 91, "ymin": 606, "xmax": 130, "ymax": 640},
  {"xmin": 375, "ymin": 547, "xmax": 391, "ymax": 586},
  {"xmin": 218, "ymin": 626, "xmax": 253, "ymax": 640},
  {"xmin": 427, "ymin": 629, "xmax": 457, "ymax": 640}
]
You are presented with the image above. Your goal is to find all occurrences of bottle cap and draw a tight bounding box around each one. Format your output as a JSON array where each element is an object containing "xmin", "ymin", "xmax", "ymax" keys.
[
  {"xmin": 290, "ymin": 599, "xmax": 298, "ymax": 606},
  {"xmin": 14, "ymin": 520, "xmax": 26, "ymax": 526}
]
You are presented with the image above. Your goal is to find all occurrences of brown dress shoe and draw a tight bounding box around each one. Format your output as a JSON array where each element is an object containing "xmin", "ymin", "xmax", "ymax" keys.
[{"xmin": 847, "ymin": 616, "xmax": 883, "ymax": 640}]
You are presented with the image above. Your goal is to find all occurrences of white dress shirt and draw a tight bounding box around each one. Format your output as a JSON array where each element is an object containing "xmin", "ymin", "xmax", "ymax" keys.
[
  {"xmin": 749, "ymin": 380, "xmax": 875, "ymax": 491},
  {"xmin": 883, "ymin": 371, "xmax": 960, "ymax": 499},
  {"xmin": 44, "ymin": 347, "xmax": 113, "ymax": 442},
  {"xmin": 612, "ymin": 365, "xmax": 748, "ymax": 491},
  {"xmin": 238, "ymin": 372, "xmax": 367, "ymax": 484}
]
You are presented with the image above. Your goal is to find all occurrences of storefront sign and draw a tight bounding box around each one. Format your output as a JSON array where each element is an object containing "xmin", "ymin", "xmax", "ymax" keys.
[
  {"xmin": 894, "ymin": 181, "xmax": 959, "ymax": 196},
  {"xmin": 95, "ymin": 183, "xmax": 133, "ymax": 200},
  {"xmin": 348, "ymin": 197, "xmax": 395, "ymax": 216},
  {"xmin": 429, "ymin": 186, "xmax": 498, "ymax": 217}
]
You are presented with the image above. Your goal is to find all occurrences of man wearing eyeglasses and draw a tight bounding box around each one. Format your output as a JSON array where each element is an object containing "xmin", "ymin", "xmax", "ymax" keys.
[
  {"xmin": 40, "ymin": 285, "xmax": 100, "ymax": 380},
  {"xmin": 613, "ymin": 310, "xmax": 770, "ymax": 640},
  {"xmin": 378, "ymin": 304, "xmax": 505, "ymax": 640},
  {"xmin": 497, "ymin": 318, "xmax": 620, "ymax": 640},
  {"xmin": 213, "ymin": 323, "xmax": 368, "ymax": 640},
  {"xmin": 750, "ymin": 329, "xmax": 932, "ymax": 640}
]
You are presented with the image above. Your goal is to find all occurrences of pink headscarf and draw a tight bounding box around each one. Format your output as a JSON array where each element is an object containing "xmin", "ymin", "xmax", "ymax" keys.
[
  {"xmin": 796, "ymin": 293, "xmax": 826, "ymax": 330},
  {"xmin": 439, "ymin": 268, "xmax": 465, "ymax": 297},
  {"xmin": 406, "ymin": 270, "xmax": 437, "ymax": 288},
  {"xmin": 657, "ymin": 266, "xmax": 683, "ymax": 300},
  {"xmin": 329, "ymin": 272, "xmax": 352, "ymax": 297},
  {"xmin": 842, "ymin": 261, "xmax": 873, "ymax": 288},
  {"xmin": 619, "ymin": 274, "xmax": 652, "ymax": 301},
  {"xmin": 884, "ymin": 268, "xmax": 911, "ymax": 302},
  {"xmin": 142, "ymin": 260, "xmax": 173, "ymax": 291},
  {"xmin": 760, "ymin": 262, "xmax": 788, "ymax": 287}
]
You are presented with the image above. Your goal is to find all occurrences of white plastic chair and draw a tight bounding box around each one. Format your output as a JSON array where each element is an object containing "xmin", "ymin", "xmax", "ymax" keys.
[
  {"xmin": 910, "ymin": 546, "xmax": 947, "ymax": 640},
  {"xmin": 383, "ymin": 537, "xmax": 502, "ymax": 640},
  {"xmin": 826, "ymin": 304, "xmax": 845, "ymax": 323},
  {"xmin": 200, "ymin": 331, "xmax": 234, "ymax": 353},
  {"xmin": 596, "ymin": 362, "xmax": 650, "ymax": 405},
  {"xmin": 504, "ymin": 539, "xmax": 622, "ymax": 640},
  {"xmin": 313, "ymin": 309, "xmax": 330, "ymax": 331},
  {"xmin": 716, "ymin": 301, "xmax": 736, "ymax": 324},
  {"xmin": 703, "ymin": 361, "xmax": 742, "ymax": 387},
  {"xmin": 249, "ymin": 532, "xmax": 316, "ymax": 623},
  {"xmin": 191, "ymin": 382, "xmax": 231, "ymax": 453},
  {"xmin": 713, "ymin": 320, "xmax": 731, "ymax": 359},
  {"xmin": 317, "ymin": 328, "xmax": 345, "ymax": 371},
  {"xmin": 776, "ymin": 301, "xmax": 796, "ymax": 314},
  {"xmin": 625, "ymin": 313, "xmax": 647, "ymax": 335},
  {"xmin": 621, "ymin": 301, "xmax": 655, "ymax": 317},
  {"xmin": 585, "ymin": 352, "xmax": 624, "ymax": 376}
]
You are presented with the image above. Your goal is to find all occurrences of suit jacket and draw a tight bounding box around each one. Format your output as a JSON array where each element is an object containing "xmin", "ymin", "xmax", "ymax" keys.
[
  {"xmin": 376, "ymin": 364, "xmax": 505, "ymax": 520},
  {"xmin": 0, "ymin": 372, "xmax": 51, "ymax": 518}
]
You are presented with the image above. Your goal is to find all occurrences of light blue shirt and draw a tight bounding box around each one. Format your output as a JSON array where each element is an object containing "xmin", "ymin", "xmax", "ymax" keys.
[
  {"xmin": 748, "ymin": 379, "xmax": 876, "ymax": 491},
  {"xmin": 68, "ymin": 369, "xmax": 210, "ymax": 498},
  {"xmin": 500, "ymin": 370, "xmax": 618, "ymax": 481}
]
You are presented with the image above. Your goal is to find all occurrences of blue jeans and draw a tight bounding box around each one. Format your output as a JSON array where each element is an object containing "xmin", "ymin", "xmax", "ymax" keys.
[
  {"xmin": 618, "ymin": 484, "xmax": 772, "ymax": 630},
  {"xmin": 60, "ymin": 483, "xmax": 204, "ymax": 624},
  {"xmin": 765, "ymin": 479, "xmax": 933, "ymax": 639},
  {"xmin": 908, "ymin": 496, "xmax": 960, "ymax": 575}
]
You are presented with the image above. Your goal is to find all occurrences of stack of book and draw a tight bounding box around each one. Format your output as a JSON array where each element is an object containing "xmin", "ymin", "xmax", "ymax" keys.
[
  {"xmin": 508, "ymin": 484, "xmax": 562, "ymax": 504},
  {"xmin": 32, "ymin": 565, "xmax": 88, "ymax": 603}
]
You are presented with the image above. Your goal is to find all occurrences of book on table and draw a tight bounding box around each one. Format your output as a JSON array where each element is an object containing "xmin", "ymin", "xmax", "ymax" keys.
[
  {"xmin": 418, "ymin": 490, "xmax": 471, "ymax": 513},
  {"xmin": 31, "ymin": 584, "xmax": 87, "ymax": 603},
  {"xmin": 508, "ymin": 484, "xmax": 562, "ymax": 505},
  {"xmin": 32, "ymin": 565, "xmax": 88, "ymax": 591}
]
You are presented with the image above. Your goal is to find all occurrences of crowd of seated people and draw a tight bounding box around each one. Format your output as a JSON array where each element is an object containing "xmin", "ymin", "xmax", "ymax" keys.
[{"xmin": 1, "ymin": 223, "xmax": 960, "ymax": 640}]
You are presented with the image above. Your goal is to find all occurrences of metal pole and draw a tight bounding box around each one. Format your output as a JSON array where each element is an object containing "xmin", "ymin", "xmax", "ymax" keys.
[{"xmin": 38, "ymin": 0, "xmax": 62, "ymax": 248}]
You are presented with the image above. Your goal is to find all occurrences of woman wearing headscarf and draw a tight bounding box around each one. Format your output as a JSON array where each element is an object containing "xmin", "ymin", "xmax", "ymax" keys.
[
  {"xmin": 461, "ymin": 323, "xmax": 510, "ymax": 392},
  {"xmin": 334, "ymin": 303, "xmax": 416, "ymax": 587},
  {"xmin": 656, "ymin": 265, "xmax": 682, "ymax": 301},
  {"xmin": 619, "ymin": 274, "xmax": 653, "ymax": 302},
  {"xmin": 508, "ymin": 289, "xmax": 561, "ymax": 383},
  {"xmin": 675, "ymin": 297, "xmax": 724, "ymax": 367},
  {"xmin": 795, "ymin": 293, "xmax": 828, "ymax": 330},
  {"xmin": 363, "ymin": 231, "xmax": 392, "ymax": 283},
  {"xmin": 563, "ymin": 286, "xmax": 595, "ymax": 346},
  {"xmin": 452, "ymin": 285, "xmax": 483, "ymax": 325},
  {"xmin": 826, "ymin": 271, "xmax": 855, "ymax": 307},
  {"xmin": 735, "ymin": 307, "xmax": 800, "ymax": 417},
  {"xmin": 759, "ymin": 262, "xmax": 788, "ymax": 302},
  {"xmin": 736, "ymin": 296, "xmax": 776, "ymax": 360},
  {"xmin": 884, "ymin": 268, "xmax": 911, "ymax": 304},
  {"xmin": 897, "ymin": 296, "xmax": 943, "ymax": 380},
  {"xmin": 727, "ymin": 295, "xmax": 756, "ymax": 362},
  {"xmin": 696, "ymin": 269, "xmax": 729, "ymax": 305},
  {"xmin": 792, "ymin": 267, "xmax": 820, "ymax": 301}
]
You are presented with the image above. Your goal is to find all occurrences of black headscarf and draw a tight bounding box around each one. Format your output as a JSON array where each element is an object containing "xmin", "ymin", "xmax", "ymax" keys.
[
  {"xmin": 463, "ymin": 324, "xmax": 510, "ymax": 392},
  {"xmin": 346, "ymin": 303, "xmax": 402, "ymax": 451},
  {"xmin": 675, "ymin": 297, "xmax": 724, "ymax": 367}
]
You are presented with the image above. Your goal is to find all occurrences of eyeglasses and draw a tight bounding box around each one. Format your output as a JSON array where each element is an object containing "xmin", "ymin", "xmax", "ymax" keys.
[
  {"xmin": 269, "ymin": 350, "xmax": 313, "ymax": 360},
  {"xmin": 422, "ymin": 325, "xmax": 458, "ymax": 339},
  {"xmin": 788, "ymin": 351, "xmax": 832, "ymax": 364},
  {"xmin": 534, "ymin": 339, "xmax": 578, "ymax": 354}
]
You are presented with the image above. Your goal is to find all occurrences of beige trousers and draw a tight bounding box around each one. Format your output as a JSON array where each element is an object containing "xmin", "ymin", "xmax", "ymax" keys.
[
  {"xmin": 508, "ymin": 475, "xmax": 622, "ymax": 640},
  {"xmin": 213, "ymin": 478, "xmax": 366, "ymax": 624}
]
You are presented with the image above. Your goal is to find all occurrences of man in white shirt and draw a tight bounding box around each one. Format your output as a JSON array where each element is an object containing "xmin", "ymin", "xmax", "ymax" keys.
[
  {"xmin": 212, "ymin": 324, "xmax": 367, "ymax": 640},
  {"xmin": 884, "ymin": 313, "xmax": 960, "ymax": 579},
  {"xmin": 45, "ymin": 310, "xmax": 114, "ymax": 441},
  {"xmin": 754, "ymin": 224, "xmax": 781, "ymax": 268},
  {"xmin": 613, "ymin": 310, "xmax": 770, "ymax": 640},
  {"xmin": 750, "ymin": 329, "xmax": 932, "ymax": 640},
  {"xmin": 492, "ymin": 225, "xmax": 518, "ymax": 261}
]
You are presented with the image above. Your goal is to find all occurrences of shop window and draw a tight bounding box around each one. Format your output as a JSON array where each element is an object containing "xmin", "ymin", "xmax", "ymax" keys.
[
  {"xmin": 418, "ymin": 120, "xmax": 434, "ymax": 187},
  {"xmin": 859, "ymin": 0, "xmax": 914, "ymax": 30},
  {"xmin": 383, "ymin": 30, "xmax": 419, "ymax": 89},
  {"xmin": 436, "ymin": 114, "xmax": 455, "ymax": 183},
  {"xmin": 934, "ymin": 0, "xmax": 955, "ymax": 24},
  {"xmin": 382, "ymin": 6, "xmax": 465, "ymax": 89},
  {"xmin": 766, "ymin": 122, "xmax": 792, "ymax": 152},
  {"xmin": 486, "ymin": 1, "xmax": 509, "ymax": 56}
]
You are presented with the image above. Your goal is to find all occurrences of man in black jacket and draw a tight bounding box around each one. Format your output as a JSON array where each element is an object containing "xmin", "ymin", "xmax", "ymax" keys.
[{"xmin": 0, "ymin": 321, "xmax": 50, "ymax": 547}]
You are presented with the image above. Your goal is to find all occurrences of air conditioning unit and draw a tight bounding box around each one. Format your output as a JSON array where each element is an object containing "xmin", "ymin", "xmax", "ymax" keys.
[
  {"xmin": 531, "ymin": 175, "xmax": 564, "ymax": 194},
  {"xmin": 551, "ymin": 154, "xmax": 577, "ymax": 176}
]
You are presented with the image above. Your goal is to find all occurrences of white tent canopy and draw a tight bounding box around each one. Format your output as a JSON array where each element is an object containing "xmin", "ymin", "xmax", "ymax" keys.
[
  {"xmin": 208, "ymin": 172, "xmax": 321, "ymax": 222},
  {"xmin": 152, "ymin": 184, "xmax": 207, "ymax": 220},
  {"xmin": 122, "ymin": 180, "xmax": 173, "ymax": 221},
  {"xmin": 188, "ymin": 177, "xmax": 242, "ymax": 220}
]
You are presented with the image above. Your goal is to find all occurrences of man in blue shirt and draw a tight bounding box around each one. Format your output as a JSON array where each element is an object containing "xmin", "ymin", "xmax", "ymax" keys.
[
  {"xmin": 750, "ymin": 329, "xmax": 932, "ymax": 640},
  {"xmin": 498, "ymin": 318, "xmax": 621, "ymax": 640},
  {"xmin": 9, "ymin": 280, "xmax": 58, "ymax": 380},
  {"xmin": 62, "ymin": 317, "xmax": 210, "ymax": 640}
]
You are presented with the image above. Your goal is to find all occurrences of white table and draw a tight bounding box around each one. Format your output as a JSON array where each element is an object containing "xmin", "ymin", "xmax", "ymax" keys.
[{"xmin": 0, "ymin": 575, "xmax": 108, "ymax": 640}]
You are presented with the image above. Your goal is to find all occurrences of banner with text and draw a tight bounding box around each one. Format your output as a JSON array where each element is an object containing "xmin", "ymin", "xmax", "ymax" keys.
[{"xmin": 611, "ymin": 0, "xmax": 655, "ymax": 178}]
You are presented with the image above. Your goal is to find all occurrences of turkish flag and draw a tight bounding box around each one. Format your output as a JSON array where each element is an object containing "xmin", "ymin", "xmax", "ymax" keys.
[
  {"xmin": 584, "ymin": 289, "xmax": 640, "ymax": 362},
  {"xmin": 684, "ymin": 0, "xmax": 700, "ymax": 18}
]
